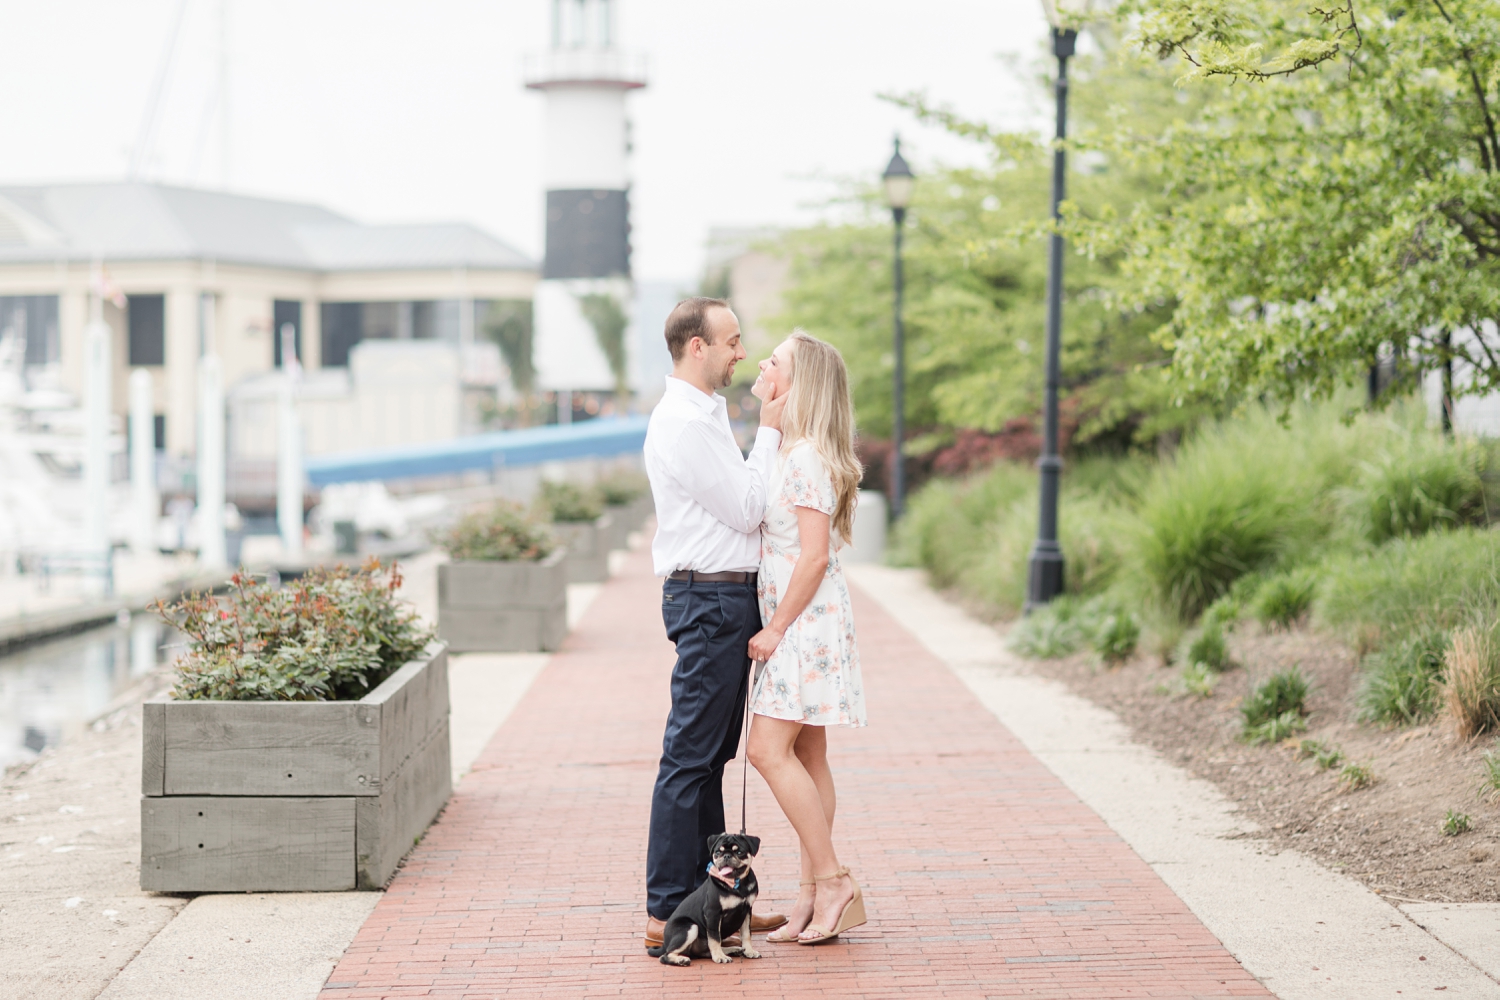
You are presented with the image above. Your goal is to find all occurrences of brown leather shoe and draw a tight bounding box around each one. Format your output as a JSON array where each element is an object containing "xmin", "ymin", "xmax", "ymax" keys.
[
  {"xmin": 645, "ymin": 915, "xmax": 665, "ymax": 951},
  {"xmin": 751, "ymin": 911, "xmax": 788, "ymax": 933}
]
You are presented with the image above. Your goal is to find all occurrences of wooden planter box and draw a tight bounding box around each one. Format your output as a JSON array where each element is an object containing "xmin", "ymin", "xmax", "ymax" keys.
[
  {"xmin": 436, "ymin": 548, "xmax": 568, "ymax": 652},
  {"xmin": 140, "ymin": 642, "xmax": 451, "ymax": 892},
  {"xmin": 553, "ymin": 514, "xmax": 613, "ymax": 583}
]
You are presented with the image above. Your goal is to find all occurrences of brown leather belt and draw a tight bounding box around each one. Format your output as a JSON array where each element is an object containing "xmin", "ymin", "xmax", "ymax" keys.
[{"xmin": 667, "ymin": 570, "xmax": 757, "ymax": 584}]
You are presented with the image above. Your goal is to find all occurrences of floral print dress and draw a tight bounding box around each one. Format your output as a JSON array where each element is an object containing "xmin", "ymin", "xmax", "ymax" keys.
[{"xmin": 752, "ymin": 441, "xmax": 867, "ymax": 728}]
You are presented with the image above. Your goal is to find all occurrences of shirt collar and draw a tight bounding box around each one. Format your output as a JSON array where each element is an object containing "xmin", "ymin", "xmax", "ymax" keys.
[{"xmin": 663, "ymin": 375, "xmax": 721, "ymax": 415}]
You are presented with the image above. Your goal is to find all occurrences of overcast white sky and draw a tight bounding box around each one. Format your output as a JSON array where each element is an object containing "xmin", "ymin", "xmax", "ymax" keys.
[{"xmin": 0, "ymin": 0, "xmax": 1049, "ymax": 282}]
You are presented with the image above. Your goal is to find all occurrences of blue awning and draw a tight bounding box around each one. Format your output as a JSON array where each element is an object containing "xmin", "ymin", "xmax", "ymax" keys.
[{"xmin": 305, "ymin": 416, "xmax": 650, "ymax": 486}]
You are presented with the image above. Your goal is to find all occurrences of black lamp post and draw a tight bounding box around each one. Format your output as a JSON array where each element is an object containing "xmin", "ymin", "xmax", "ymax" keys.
[
  {"xmin": 1026, "ymin": 2, "xmax": 1086, "ymax": 610},
  {"xmin": 882, "ymin": 137, "xmax": 914, "ymax": 519}
]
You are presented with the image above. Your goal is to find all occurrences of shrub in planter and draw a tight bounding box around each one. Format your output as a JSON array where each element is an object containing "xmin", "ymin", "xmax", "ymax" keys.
[
  {"xmin": 539, "ymin": 481, "xmax": 613, "ymax": 583},
  {"xmin": 160, "ymin": 561, "xmax": 435, "ymax": 703},
  {"xmin": 435, "ymin": 502, "xmax": 567, "ymax": 652},
  {"xmin": 142, "ymin": 560, "xmax": 449, "ymax": 892},
  {"xmin": 597, "ymin": 468, "xmax": 649, "ymax": 507},
  {"xmin": 539, "ymin": 480, "xmax": 604, "ymax": 523}
]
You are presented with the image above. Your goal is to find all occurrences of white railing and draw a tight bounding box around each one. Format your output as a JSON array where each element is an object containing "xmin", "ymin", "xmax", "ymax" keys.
[{"xmin": 523, "ymin": 49, "xmax": 647, "ymax": 89}]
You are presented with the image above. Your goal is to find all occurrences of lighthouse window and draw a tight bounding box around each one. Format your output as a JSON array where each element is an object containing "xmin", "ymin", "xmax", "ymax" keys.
[{"xmin": 127, "ymin": 294, "xmax": 166, "ymax": 366}]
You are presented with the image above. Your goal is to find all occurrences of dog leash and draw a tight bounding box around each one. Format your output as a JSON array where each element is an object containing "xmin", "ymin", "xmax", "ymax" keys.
[{"xmin": 740, "ymin": 659, "xmax": 766, "ymax": 836}]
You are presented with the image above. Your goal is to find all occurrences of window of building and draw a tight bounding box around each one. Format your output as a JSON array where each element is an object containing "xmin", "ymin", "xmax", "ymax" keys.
[
  {"xmin": 273, "ymin": 300, "xmax": 303, "ymax": 367},
  {"xmin": 0, "ymin": 294, "xmax": 61, "ymax": 366},
  {"xmin": 128, "ymin": 294, "xmax": 166, "ymax": 366},
  {"xmin": 319, "ymin": 302, "xmax": 362, "ymax": 367}
]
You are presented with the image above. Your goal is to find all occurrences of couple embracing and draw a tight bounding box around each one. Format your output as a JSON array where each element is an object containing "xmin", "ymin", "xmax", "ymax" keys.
[{"xmin": 642, "ymin": 296, "xmax": 867, "ymax": 957}]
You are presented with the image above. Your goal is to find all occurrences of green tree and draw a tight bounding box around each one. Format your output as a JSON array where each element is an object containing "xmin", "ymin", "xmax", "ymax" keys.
[
  {"xmin": 774, "ymin": 42, "xmax": 1207, "ymax": 448},
  {"xmin": 579, "ymin": 292, "xmax": 630, "ymax": 401},
  {"xmin": 1100, "ymin": 0, "xmax": 1500, "ymax": 418},
  {"xmin": 484, "ymin": 300, "xmax": 535, "ymax": 395}
]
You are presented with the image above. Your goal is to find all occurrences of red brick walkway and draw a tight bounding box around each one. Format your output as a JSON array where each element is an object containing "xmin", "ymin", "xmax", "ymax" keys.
[{"xmin": 321, "ymin": 546, "xmax": 1271, "ymax": 998}]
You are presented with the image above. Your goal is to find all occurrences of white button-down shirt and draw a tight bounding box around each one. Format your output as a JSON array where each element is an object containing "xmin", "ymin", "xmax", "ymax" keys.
[{"xmin": 644, "ymin": 376, "xmax": 781, "ymax": 576}]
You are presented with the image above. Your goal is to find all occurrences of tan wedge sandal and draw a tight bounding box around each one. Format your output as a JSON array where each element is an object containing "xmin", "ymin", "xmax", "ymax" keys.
[
  {"xmin": 797, "ymin": 866, "xmax": 866, "ymax": 945},
  {"xmin": 765, "ymin": 880, "xmax": 815, "ymax": 943}
]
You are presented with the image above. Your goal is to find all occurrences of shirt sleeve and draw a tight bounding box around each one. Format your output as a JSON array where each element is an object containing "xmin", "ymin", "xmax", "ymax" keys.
[
  {"xmin": 781, "ymin": 444, "xmax": 836, "ymax": 516},
  {"xmin": 672, "ymin": 421, "xmax": 782, "ymax": 533}
]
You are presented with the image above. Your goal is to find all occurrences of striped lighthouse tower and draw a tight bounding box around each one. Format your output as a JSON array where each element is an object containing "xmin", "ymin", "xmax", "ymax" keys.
[{"xmin": 526, "ymin": 0, "xmax": 646, "ymax": 422}]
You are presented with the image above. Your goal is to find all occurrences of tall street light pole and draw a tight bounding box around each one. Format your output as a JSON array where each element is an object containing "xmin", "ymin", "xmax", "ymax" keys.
[
  {"xmin": 882, "ymin": 137, "xmax": 914, "ymax": 519},
  {"xmin": 1026, "ymin": 11, "xmax": 1080, "ymax": 610}
]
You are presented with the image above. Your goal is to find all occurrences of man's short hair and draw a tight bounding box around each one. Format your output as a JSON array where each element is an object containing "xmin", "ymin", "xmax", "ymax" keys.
[{"xmin": 664, "ymin": 297, "xmax": 731, "ymax": 362}]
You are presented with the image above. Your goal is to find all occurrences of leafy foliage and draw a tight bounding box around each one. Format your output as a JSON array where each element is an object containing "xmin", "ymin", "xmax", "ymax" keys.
[
  {"xmin": 539, "ymin": 481, "xmax": 605, "ymax": 523},
  {"xmin": 1349, "ymin": 438, "xmax": 1486, "ymax": 544},
  {"xmin": 157, "ymin": 561, "xmax": 434, "ymax": 702},
  {"xmin": 484, "ymin": 300, "xmax": 535, "ymax": 395},
  {"xmin": 1104, "ymin": 0, "xmax": 1500, "ymax": 411},
  {"xmin": 1340, "ymin": 761, "xmax": 1375, "ymax": 790},
  {"xmin": 1183, "ymin": 621, "xmax": 1231, "ymax": 672},
  {"xmin": 1442, "ymin": 809, "xmax": 1473, "ymax": 837},
  {"xmin": 1094, "ymin": 607, "xmax": 1142, "ymax": 663},
  {"xmin": 437, "ymin": 503, "xmax": 556, "ymax": 562}
]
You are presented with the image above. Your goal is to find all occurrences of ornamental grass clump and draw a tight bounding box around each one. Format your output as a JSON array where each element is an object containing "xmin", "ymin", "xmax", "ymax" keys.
[
  {"xmin": 438, "ymin": 502, "xmax": 555, "ymax": 562},
  {"xmin": 540, "ymin": 480, "xmax": 605, "ymax": 523},
  {"xmin": 156, "ymin": 560, "xmax": 434, "ymax": 702},
  {"xmin": 1352, "ymin": 439, "xmax": 1485, "ymax": 545},
  {"xmin": 1241, "ymin": 666, "xmax": 1309, "ymax": 742},
  {"xmin": 1356, "ymin": 627, "xmax": 1448, "ymax": 726},
  {"xmin": 1251, "ymin": 570, "xmax": 1317, "ymax": 631},
  {"xmin": 1441, "ymin": 624, "xmax": 1500, "ymax": 740}
]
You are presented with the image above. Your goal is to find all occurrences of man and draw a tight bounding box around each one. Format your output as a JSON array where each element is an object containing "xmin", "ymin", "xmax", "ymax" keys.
[{"xmin": 642, "ymin": 297, "xmax": 788, "ymax": 951}]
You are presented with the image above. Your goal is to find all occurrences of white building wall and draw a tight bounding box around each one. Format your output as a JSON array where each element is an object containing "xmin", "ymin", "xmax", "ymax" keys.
[{"xmin": 543, "ymin": 88, "xmax": 629, "ymax": 189}]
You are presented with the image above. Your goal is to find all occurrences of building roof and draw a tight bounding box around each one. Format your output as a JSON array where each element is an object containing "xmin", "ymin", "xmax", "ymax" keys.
[{"xmin": 0, "ymin": 182, "xmax": 536, "ymax": 273}]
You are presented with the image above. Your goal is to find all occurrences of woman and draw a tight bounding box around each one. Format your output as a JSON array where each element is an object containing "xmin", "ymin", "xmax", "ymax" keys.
[{"xmin": 745, "ymin": 330, "xmax": 867, "ymax": 945}]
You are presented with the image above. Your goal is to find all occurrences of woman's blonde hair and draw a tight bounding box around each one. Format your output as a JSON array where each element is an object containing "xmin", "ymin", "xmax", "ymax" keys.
[{"xmin": 779, "ymin": 330, "xmax": 863, "ymax": 543}]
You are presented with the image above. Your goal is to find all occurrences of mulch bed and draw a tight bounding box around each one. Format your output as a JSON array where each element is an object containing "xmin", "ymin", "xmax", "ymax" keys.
[{"xmin": 1016, "ymin": 621, "xmax": 1500, "ymax": 904}]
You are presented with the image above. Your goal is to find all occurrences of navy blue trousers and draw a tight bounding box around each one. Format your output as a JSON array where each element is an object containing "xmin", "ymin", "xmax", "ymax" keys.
[{"xmin": 645, "ymin": 577, "xmax": 758, "ymax": 920}]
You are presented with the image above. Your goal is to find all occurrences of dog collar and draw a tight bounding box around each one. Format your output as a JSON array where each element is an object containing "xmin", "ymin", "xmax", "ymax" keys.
[{"xmin": 706, "ymin": 862, "xmax": 740, "ymax": 891}]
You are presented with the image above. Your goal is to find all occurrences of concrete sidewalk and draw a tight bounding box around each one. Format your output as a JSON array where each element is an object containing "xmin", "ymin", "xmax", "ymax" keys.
[{"xmin": 318, "ymin": 545, "xmax": 1272, "ymax": 998}]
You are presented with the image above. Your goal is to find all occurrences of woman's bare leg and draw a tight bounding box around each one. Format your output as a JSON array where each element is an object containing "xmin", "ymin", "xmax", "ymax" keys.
[
  {"xmin": 748, "ymin": 716, "xmax": 854, "ymax": 937},
  {"xmin": 775, "ymin": 726, "xmax": 834, "ymax": 937}
]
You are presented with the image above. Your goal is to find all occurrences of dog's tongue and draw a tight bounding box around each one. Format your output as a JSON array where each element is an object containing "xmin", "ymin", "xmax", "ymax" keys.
[{"xmin": 718, "ymin": 866, "xmax": 736, "ymax": 878}]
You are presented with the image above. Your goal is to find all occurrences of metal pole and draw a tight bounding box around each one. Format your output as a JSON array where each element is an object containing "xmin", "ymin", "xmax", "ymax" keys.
[
  {"xmin": 891, "ymin": 205, "xmax": 907, "ymax": 520},
  {"xmin": 1026, "ymin": 27, "xmax": 1076, "ymax": 611}
]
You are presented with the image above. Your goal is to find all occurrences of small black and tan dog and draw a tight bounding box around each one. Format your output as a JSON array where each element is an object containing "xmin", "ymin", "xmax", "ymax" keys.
[{"xmin": 655, "ymin": 833, "xmax": 762, "ymax": 966}]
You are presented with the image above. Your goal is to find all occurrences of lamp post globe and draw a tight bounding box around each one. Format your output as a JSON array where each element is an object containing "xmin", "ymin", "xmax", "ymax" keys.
[{"xmin": 882, "ymin": 137, "xmax": 914, "ymax": 520}]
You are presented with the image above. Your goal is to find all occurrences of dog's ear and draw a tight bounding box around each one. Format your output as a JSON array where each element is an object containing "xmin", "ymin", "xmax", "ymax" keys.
[
  {"xmin": 706, "ymin": 833, "xmax": 723, "ymax": 855},
  {"xmin": 743, "ymin": 835, "xmax": 761, "ymax": 857}
]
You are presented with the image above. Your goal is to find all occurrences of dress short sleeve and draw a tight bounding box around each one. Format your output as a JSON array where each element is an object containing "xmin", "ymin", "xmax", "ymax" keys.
[{"xmin": 780, "ymin": 442, "xmax": 837, "ymax": 516}]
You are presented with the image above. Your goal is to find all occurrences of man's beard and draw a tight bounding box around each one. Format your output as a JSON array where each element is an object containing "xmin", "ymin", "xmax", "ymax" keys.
[{"xmin": 715, "ymin": 361, "xmax": 736, "ymax": 389}]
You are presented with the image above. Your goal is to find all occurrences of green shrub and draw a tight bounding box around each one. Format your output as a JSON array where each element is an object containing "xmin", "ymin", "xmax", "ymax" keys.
[
  {"xmin": 1252, "ymin": 570, "xmax": 1317, "ymax": 630},
  {"xmin": 1202, "ymin": 593, "xmax": 1242, "ymax": 632},
  {"xmin": 1093, "ymin": 608, "xmax": 1141, "ymax": 664},
  {"xmin": 437, "ymin": 502, "xmax": 556, "ymax": 562},
  {"xmin": 1179, "ymin": 661, "xmax": 1219, "ymax": 697},
  {"xmin": 1184, "ymin": 621, "xmax": 1232, "ymax": 672},
  {"xmin": 1353, "ymin": 438, "xmax": 1485, "ymax": 544},
  {"xmin": 1442, "ymin": 810, "xmax": 1473, "ymax": 836},
  {"xmin": 1245, "ymin": 709, "xmax": 1307, "ymax": 744},
  {"xmin": 539, "ymin": 480, "xmax": 605, "ymax": 522},
  {"xmin": 1007, "ymin": 598, "xmax": 1090, "ymax": 659},
  {"xmin": 1298, "ymin": 739, "xmax": 1344, "ymax": 769},
  {"xmin": 1480, "ymin": 751, "xmax": 1500, "ymax": 801},
  {"xmin": 1356, "ymin": 627, "xmax": 1448, "ymax": 725},
  {"xmin": 1318, "ymin": 529, "xmax": 1500, "ymax": 643},
  {"xmin": 1241, "ymin": 666, "xmax": 1310, "ymax": 734},
  {"xmin": 1340, "ymin": 761, "xmax": 1375, "ymax": 790},
  {"xmin": 596, "ymin": 468, "xmax": 649, "ymax": 506},
  {"xmin": 157, "ymin": 561, "xmax": 434, "ymax": 702}
]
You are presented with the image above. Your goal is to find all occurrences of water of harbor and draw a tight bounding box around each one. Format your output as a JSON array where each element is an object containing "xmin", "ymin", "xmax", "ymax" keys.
[{"xmin": 0, "ymin": 615, "xmax": 179, "ymax": 770}]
